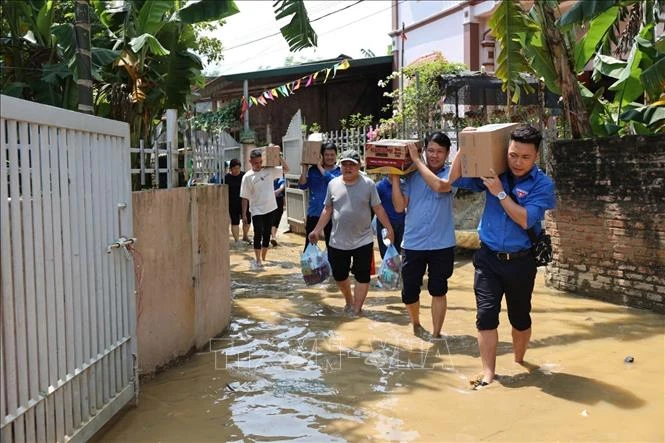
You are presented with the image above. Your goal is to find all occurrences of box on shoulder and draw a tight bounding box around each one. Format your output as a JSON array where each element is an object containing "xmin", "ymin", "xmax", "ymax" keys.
[
  {"xmin": 261, "ymin": 145, "xmax": 282, "ymax": 167},
  {"xmin": 365, "ymin": 139, "xmax": 423, "ymax": 173},
  {"xmin": 458, "ymin": 123, "xmax": 520, "ymax": 177},
  {"xmin": 302, "ymin": 141, "xmax": 321, "ymax": 165}
]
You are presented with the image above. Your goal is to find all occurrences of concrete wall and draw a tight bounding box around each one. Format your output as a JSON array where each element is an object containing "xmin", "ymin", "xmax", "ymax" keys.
[
  {"xmin": 132, "ymin": 186, "xmax": 231, "ymax": 374},
  {"xmin": 545, "ymin": 134, "xmax": 665, "ymax": 313}
]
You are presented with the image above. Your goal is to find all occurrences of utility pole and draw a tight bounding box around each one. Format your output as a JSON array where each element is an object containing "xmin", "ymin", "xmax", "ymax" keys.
[{"xmin": 75, "ymin": 0, "xmax": 93, "ymax": 114}]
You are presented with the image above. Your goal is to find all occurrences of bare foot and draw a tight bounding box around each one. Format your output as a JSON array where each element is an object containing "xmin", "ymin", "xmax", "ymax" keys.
[
  {"xmin": 413, "ymin": 324, "xmax": 428, "ymax": 338},
  {"xmin": 517, "ymin": 360, "xmax": 539, "ymax": 373}
]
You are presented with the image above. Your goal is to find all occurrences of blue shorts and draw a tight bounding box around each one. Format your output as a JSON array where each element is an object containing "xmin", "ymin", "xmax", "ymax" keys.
[
  {"xmin": 401, "ymin": 247, "xmax": 455, "ymax": 305},
  {"xmin": 473, "ymin": 245, "xmax": 537, "ymax": 331},
  {"xmin": 327, "ymin": 243, "xmax": 373, "ymax": 283}
]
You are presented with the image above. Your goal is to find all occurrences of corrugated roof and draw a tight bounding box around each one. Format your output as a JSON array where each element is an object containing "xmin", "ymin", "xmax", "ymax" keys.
[{"xmin": 204, "ymin": 55, "xmax": 393, "ymax": 85}]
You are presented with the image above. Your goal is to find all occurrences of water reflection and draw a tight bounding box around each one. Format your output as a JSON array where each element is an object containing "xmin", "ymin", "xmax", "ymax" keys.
[{"xmin": 98, "ymin": 234, "xmax": 665, "ymax": 442}]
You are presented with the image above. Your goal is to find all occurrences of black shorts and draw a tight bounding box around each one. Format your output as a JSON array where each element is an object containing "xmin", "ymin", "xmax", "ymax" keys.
[
  {"xmin": 271, "ymin": 197, "xmax": 284, "ymax": 228},
  {"xmin": 229, "ymin": 201, "xmax": 250, "ymax": 226},
  {"xmin": 401, "ymin": 247, "xmax": 455, "ymax": 305},
  {"xmin": 327, "ymin": 243, "xmax": 373, "ymax": 284},
  {"xmin": 473, "ymin": 245, "xmax": 537, "ymax": 331}
]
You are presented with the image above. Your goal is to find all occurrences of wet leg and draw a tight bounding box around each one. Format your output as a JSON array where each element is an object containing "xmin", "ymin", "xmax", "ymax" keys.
[
  {"xmin": 337, "ymin": 278, "xmax": 354, "ymax": 309},
  {"xmin": 353, "ymin": 282, "xmax": 370, "ymax": 315},
  {"xmin": 478, "ymin": 329, "xmax": 498, "ymax": 384},
  {"xmin": 431, "ymin": 296, "xmax": 447, "ymax": 338},
  {"xmin": 512, "ymin": 327, "xmax": 531, "ymax": 363}
]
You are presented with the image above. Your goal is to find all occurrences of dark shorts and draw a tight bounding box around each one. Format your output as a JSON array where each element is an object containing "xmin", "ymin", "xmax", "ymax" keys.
[
  {"xmin": 401, "ymin": 247, "xmax": 455, "ymax": 305},
  {"xmin": 229, "ymin": 201, "xmax": 250, "ymax": 226},
  {"xmin": 304, "ymin": 216, "xmax": 332, "ymax": 252},
  {"xmin": 327, "ymin": 243, "xmax": 373, "ymax": 283},
  {"xmin": 251, "ymin": 213, "xmax": 272, "ymax": 249},
  {"xmin": 473, "ymin": 244, "xmax": 537, "ymax": 331},
  {"xmin": 271, "ymin": 197, "xmax": 284, "ymax": 229}
]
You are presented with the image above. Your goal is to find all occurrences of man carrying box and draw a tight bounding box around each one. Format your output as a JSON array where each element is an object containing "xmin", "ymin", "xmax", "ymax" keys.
[
  {"xmin": 241, "ymin": 148, "xmax": 289, "ymax": 271},
  {"xmin": 453, "ymin": 124, "xmax": 556, "ymax": 390},
  {"xmin": 391, "ymin": 132, "xmax": 457, "ymax": 338},
  {"xmin": 298, "ymin": 141, "xmax": 341, "ymax": 252}
]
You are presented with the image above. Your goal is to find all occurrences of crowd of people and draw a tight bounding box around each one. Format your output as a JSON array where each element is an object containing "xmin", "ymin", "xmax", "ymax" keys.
[{"xmin": 226, "ymin": 125, "xmax": 555, "ymax": 390}]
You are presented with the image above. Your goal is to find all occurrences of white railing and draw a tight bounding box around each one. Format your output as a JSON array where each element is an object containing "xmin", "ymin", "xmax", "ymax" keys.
[
  {"xmin": 1, "ymin": 95, "xmax": 137, "ymax": 442},
  {"xmin": 129, "ymin": 140, "xmax": 175, "ymax": 189}
]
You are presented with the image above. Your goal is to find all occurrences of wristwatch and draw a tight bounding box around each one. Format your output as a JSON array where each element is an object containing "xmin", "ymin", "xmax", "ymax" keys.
[{"xmin": 497, "ymin": 191, "xmax": 507, "ymax": 201}]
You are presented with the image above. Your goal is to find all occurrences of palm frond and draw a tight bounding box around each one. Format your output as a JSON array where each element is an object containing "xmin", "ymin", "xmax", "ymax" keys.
[{"xmin": 273, "ymin": 0, "xmax": 317, "ymax": 52}]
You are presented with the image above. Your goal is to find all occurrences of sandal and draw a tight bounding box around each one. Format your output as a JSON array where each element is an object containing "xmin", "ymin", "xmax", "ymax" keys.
[{"xmin": 471, "ymin": 379, "xmax": 490, "ymax": 391}]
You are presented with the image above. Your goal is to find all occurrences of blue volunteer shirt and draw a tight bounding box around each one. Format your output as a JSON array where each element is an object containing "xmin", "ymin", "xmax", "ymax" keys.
[
  {"xmin": 376, "ymin": 176, "xmax": 405, "ymax": 225},
  {"xmin": 454, "ymin": 165, "xmax": 556, "ymax": 252},
  {"xmin": 273, "ymin": 177, "xmax": 285, "ymax": 198},
  {"xmin": 299, "ymin": 165, "xmax": 341, "ymax": 216},
  {"xmin": 402, "ymin": 166, "xmax": 456, "ymax": 250}
]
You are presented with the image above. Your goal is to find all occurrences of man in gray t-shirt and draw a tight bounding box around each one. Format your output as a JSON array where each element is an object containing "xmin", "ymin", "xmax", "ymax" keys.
[{"xmin": 309, "ymin": 150, "xmax": 394, "ymax": 315}]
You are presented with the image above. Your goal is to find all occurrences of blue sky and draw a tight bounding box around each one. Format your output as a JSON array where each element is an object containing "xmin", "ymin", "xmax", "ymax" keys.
[{"xmin": 204, "ymin": 1, "xmax": 393, "ymax": 75}]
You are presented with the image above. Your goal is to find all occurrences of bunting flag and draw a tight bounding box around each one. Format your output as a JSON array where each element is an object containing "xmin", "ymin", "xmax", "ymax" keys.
[{"xmin": 245, "ymin": 59, "xmax": 351, "ymax": 110}]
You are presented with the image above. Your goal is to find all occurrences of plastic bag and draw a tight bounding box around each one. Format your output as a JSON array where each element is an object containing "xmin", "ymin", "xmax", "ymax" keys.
[
  {"xmin": 301, "ymin": 243, "xmax": 332, "ymax": 286},
  {"xmin": 378, "ymin": 244, "xmax": 402, "ymax": 290}
]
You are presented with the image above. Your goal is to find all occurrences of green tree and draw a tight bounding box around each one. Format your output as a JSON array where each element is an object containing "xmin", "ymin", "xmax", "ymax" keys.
[
  {"xmin": 489, "ymin": 0, "xmax": 665, "ymax": 137},
  {"xmin": 378, "ymin": 53, "xmax": 466, "ymax": 137}
]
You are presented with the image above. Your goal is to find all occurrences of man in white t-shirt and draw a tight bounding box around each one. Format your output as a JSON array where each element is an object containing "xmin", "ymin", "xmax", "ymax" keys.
[{"xmin": 240, "ymin": 148, "xmax": 289, "ymax": 270}]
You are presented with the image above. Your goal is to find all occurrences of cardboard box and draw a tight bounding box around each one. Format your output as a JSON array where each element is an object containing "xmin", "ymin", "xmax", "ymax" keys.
[
  {"xmin": 262, "ymin": 145, "xmax": 282, "ymax": 167},
  {"xmin": 302, "ymin": 141, "xmax": 321, "ymax": 165},
  {"xmin": 365, "ymin": 139, "xmax": 423, "ymax": 173},
  {"xmin": 458, "ymin": 123, "xmax": 520, "ymax": 177}
]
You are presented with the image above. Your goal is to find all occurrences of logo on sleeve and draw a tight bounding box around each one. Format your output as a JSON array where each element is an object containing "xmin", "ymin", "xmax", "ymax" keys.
[{"xmin": 515, "ymin": 188, "xmax": 528, "ymax": 198}]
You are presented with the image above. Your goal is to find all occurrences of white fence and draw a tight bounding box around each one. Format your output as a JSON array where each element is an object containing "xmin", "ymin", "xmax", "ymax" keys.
[
  {"xmin": 1, "ymin": 95, "xmax": 137, "ymax": 442},
  {"xmin": 130, "ymin": 140, "xmax": 175, "ymax": 189}
]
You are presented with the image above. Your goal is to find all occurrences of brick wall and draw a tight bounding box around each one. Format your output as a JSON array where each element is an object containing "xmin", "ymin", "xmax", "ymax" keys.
[{"xmin": 545, "ymin": 134, "xmax": 665, "ymax": 313}]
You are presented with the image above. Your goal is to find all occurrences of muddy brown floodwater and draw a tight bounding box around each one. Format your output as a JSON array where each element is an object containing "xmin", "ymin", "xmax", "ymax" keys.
[{"xmin": 99, "ymin": 231, "xmax": 664, "ymax": 442}]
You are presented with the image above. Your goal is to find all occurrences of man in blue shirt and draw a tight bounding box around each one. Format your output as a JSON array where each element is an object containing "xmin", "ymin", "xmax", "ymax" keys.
[
  {"xmin": 391, "ymin": 132, "xmax": 456, "ymax": 338},
  {"xmin": 454, "ymin": 125, "xmax": 556, "ymax": 389},
  {"xmin": 298, "ymin": 141, "xmax": 341, "ymax": 251},
  {"xmin": 375, "ymin": 176, "xmax": 405, "ymax": 258}
]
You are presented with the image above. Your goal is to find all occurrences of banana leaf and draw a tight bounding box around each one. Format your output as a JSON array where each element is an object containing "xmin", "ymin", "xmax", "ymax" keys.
[
  {"xmin": 273, "ymin": 0, "xmax": 317, "ymax": 52},
  {"xmin": 573, "ymin": 6, "xmax": 619, "ymax": 73}
]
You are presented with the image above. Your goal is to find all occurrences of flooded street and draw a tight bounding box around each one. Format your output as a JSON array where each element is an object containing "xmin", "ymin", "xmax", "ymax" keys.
[{"xmin": 100, "ymin": 232, "xmax": 664, "ymax": 442}]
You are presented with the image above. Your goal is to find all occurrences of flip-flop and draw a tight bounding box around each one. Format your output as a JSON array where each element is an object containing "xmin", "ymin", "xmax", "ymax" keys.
[{"xmin": 471, "ymin": 379, "xmax": 490, "ymax": 391}]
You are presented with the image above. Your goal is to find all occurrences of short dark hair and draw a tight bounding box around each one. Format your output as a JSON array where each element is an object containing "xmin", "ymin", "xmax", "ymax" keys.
[
  {"xmin": 250, "ymin": 149, "xmax": 262, "ymax": 159},
  {"xmin": 321, "ymin": 141, "xmax": 337, "ymax": 156},
  {"xmin": 426, "ymin": 131, "xmax": 451, "ymax": 150},
  {"xmin": 511, "ymin": 125, "xmax": 542, "ymax": 151},
  {"xmin": 229, "ymin": 158, "xmax": 241, "ymax": 168}
]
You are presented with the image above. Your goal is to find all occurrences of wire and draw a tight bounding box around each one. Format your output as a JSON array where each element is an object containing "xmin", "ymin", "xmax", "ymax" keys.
[
  {"xmin": 222, "ymin": 1, "xmax": 365, "ymax": 52},
  {"xmin": 217, "ymin": 0, "xmax": 399, "ymax": 72}
]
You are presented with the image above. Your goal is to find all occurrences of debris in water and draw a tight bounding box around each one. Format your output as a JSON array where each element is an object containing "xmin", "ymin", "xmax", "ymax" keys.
[
  {"xmin": 226, "ymin": 383, "xmax": 236, "ymax": 392},
  {"xmin": 624, "ymin": 356, "xmax": 634, "ymax": 363}
]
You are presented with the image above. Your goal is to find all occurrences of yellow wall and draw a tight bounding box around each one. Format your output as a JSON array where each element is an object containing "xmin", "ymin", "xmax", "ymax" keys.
[{"xmin": 132, "ymin": 186, "xmax": 231, "ymax": 374}]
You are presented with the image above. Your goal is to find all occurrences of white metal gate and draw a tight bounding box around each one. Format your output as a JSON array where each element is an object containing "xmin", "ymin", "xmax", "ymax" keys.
[
  {"xmin": 1, "ymin": 95, "xmax": 137, "ymax": 442},
  {"xmin": 282, "ymin": 110, "xmax": 308, "ymax": 225},
  {"xmin": 187, "ymin": 130, "xmax": 240, "ymax": 183}
]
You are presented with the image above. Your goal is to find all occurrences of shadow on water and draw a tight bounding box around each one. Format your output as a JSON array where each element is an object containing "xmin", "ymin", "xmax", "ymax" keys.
[
  {"xmin": 499, "ymin": 361, "xmax": 646, "ymax": 409},
  {"xmin": 99, "ymin": 234, "xmax": 664, "ymax": 442}
]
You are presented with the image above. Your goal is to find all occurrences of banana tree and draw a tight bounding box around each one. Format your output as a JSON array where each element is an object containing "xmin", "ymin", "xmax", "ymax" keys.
[{"xmin": 489, "ymin": 0, "xmax": 664, "ymax": 138}]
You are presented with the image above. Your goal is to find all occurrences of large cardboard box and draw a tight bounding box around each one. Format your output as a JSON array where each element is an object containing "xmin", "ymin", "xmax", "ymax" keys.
[
  {"xmin": 302, "ymin": 141, "xmax": 321, "ymax": 165},
  {"xmin": 365, "ymin": 139, "xmax": 423, "ymax": 174},
  {"xmin": 458, "ymin": 123, "xmax": 520, "ymax": 177},
  {"xmin": 261, "ymin": 145, "xmax": 282, "ymax": 167}
]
